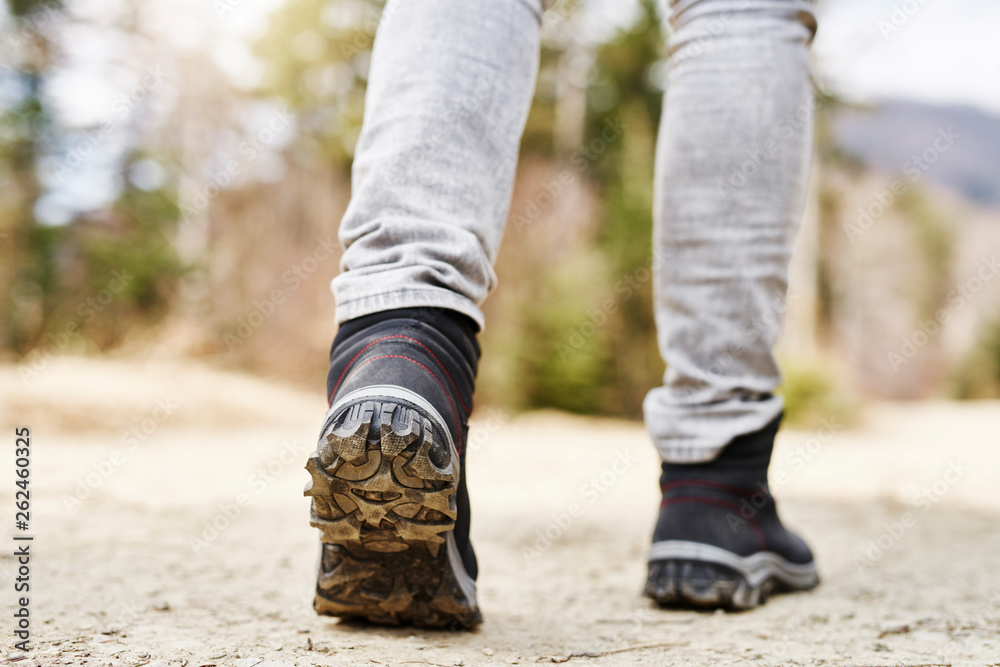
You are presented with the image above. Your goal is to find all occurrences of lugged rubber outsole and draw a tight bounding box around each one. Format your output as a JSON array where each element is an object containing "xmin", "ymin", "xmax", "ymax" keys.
[
  {"xmin": 644, "ymin": 545, "xmax": 819, "ymax": 611},
  {"xmin": 305, "ymin": 393, "xmax": 480, "ymax": 628}
]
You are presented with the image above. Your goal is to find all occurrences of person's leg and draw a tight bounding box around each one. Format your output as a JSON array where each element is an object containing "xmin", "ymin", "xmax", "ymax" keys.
[
  {"xmin": 644, "ymin": 0, "xmax": 820, "ymax": 608},
  {"xmin": 307, "ymin": 0, "xmax": 544, "ymax": 628},
  {"xmin": 645, "ymin": 0, "xmax": 817, "ymax": 460},
  {"xmin": 332, "ymin": 0, "xmax": 546, "ymax": 331}
]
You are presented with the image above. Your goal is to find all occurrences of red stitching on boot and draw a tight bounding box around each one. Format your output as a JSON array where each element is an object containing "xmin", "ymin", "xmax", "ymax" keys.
[
  {"xmin": 336, "ymin": 354, "xmax": 464, "ymax": 454},
  {"xmin": 330, "ymin": 335, "xmax": 399, "ymax": 399},
  {"xmin": 391, "ymin": 335, "xmax": 471, "ymax": 414},
  {"xmin": 660, "ymin": 479, "xmax": 763, "ymax": 497},
  {"xmin": 660, "ymin": 496, "xmax": 767, "ymax": 550},
  {"xmin": 329, "ymin": 335, "xmax": 471, "ymax": 414}
]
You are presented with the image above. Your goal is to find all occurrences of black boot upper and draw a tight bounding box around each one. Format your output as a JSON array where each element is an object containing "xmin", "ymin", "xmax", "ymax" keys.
[
  {"xmin": 325, "ymin": 307, "xmax": 481, "ymax": 579},
  {"xmin": 653, "ymin": 413, "xmax": 815, "ymax": 566}
]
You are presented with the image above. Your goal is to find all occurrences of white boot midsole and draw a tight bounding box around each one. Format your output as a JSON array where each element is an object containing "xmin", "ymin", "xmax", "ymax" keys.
[{"xmin": 649, "ymin": 540, "xmax": 818, "ymax": 588}]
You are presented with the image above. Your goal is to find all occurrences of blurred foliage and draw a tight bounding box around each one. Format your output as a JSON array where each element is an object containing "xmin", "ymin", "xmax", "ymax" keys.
[
  {"xmin": 483, "ymin": 0, "xmax": 664, "ymax": 418},
  {"xmin": 896, "ymin": 189, "xmax": 954, "ymax": 321},
  {"xmin": 952, "ymin": 319, "xmax": 1000, "ymax": 399},
  {"xmin": 585, "ymin": 0, "xmax": 664, "ymax": 415},
  {"xmin": 500, "ymin": 257, "xmax": 617, "ymax": 416},
  {"xmin": 2, "ymin": 0, "xmax": 998, "ymax": 415},
  {"xmin": 253, "ymin": 0, "xmax": 371, "ymax": 171},
  {"xmin": 778, "ymin": 360, "xmax": 857, "ymax": 428},
  {"xmin": 814, "ymin": 92, "xmax": 849, "ymax": 343},
  {"xmin": 1, "ymin": 0, "xmax": 185, "ymax": 357}
]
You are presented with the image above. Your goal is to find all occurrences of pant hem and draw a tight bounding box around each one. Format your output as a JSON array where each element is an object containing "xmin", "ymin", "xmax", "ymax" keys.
[
  {"xmin": 654, "ymin": 444, "xmax": 730, "ymax": 464},
  {"xmin": 647, "ymin": 395, "xmax": 785, "ymax": 464},
  {"xmin": 334, "ymin": 285, "xmax": 486, "ymax": 331}
]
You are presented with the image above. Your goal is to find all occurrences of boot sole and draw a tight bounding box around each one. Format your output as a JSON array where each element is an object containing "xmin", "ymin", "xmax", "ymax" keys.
[
  {"xmin": 644, "ymin": 540, "xmax": 819, "ymax": 610},
  {"xmin": 305, "ymin": 385, "xmax": 480, "ymax": 628}
]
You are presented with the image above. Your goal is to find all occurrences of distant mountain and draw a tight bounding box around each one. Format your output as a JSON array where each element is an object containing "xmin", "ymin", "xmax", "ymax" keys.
[{"xmin": 832, "ymin": 100, "xmax": 1000, "ymax": 209}]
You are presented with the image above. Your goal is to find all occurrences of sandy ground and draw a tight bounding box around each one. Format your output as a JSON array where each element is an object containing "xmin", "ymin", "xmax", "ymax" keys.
[{"xmin": 1, "ymin": 357, "xmax": 1000, "ymax": 666}]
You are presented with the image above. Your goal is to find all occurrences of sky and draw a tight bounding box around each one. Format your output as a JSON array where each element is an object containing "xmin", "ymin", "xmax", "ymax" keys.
[
  {"xmin": 12, "ymin": 0, "xmax": 997, "ymax": 124},
  {"xmin": 586, "ymin": 0, "xmax": 1000, "ymax": 117},
  {"xmin": 811, "ymin": 0, "xmax": 1000, "ymax": 116},
  {"xmin": 4, "ymin": 0, "xmax": 998, "ymax": 224}
]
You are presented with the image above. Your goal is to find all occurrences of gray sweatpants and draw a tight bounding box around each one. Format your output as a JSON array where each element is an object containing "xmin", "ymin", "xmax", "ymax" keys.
[{"xmin": 331, "ymin": 0, "xmax": 818, "ymax": 463}]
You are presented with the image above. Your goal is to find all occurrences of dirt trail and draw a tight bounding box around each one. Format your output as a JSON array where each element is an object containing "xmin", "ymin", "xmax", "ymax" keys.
[{"xmin": 1, "ymin": 357, "xmax": 999, "ymax": 666}]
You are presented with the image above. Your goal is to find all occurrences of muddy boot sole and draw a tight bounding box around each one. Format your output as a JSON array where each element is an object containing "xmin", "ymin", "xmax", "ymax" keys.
[
  {"xmin": 305, "ymin": 386, "xmax": 480, "ymax": 628},
  {"xmin": 644, "ymin": 541, "xmax": 819, "ymax": 611}
]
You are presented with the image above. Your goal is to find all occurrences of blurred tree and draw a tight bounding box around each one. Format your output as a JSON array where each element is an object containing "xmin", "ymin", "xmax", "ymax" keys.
[
  {"xmin": 253, "ymin": 0, "xmax": 377, "ymax": 172},
  {"xmin": 6, "ymin": 0, "xmax": 984, "ymax": 411},
  {"xmin": 953, "ymin": 319, "xmax": 1000, "ymax": 399},
  {"xmin": 896, "ymin": 188, "xmax": 954, "ymax": 322},
  {"xmin": 813, "ymin": 91, "xmax": 849, "ymax": 343},
  {"xmin": 579, "ymin": 0, "xmax": 665, "ymax": 416},
  {"xmin": 1, "ymin": 0, "xmax": 60, "ymax": 354},
  {"xmin": 1, "ymin": 0, "xmax": 184, "ymax": 359}
]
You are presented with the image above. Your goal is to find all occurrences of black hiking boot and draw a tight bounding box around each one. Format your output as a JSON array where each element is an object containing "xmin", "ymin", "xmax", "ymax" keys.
[
  {"xmin": 644, "ymin": 414, "xmax": 819, "ymax": 610},
  {"xmin": 305, "ymin": 308, "xmax": 481, "ymax": 628}
]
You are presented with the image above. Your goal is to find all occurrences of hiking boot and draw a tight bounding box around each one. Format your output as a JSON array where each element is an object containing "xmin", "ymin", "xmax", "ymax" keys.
[
  {"xmin": 644, "ymin": 414, "xmax": 819, "ymax": 610},
  {"xmin": 305, "ymin": 308, "xmax": 481, "ymax": 628}
]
